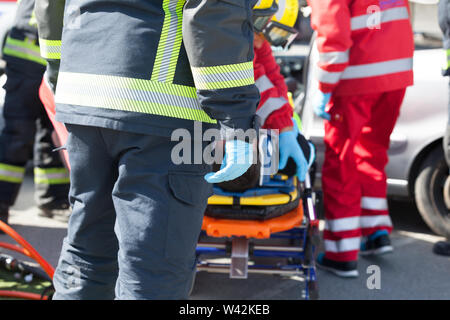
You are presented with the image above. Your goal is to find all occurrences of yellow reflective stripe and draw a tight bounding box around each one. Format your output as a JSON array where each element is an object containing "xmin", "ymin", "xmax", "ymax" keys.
[
  {"xmin": 55, "ymin": 72, "xmax": 217, "ymax": 123},
  {"xmin": 35, "ymin": 177, "xmax": 70, "ymax": 184},
  {"xmin": 39, "ymin": 38, "xmax": 61, "ymax": 59},
  {"xmin": 0, "ymin": 163, "xmax": 26, "ymax": 174},
  {"xmin": 0, "ymin": 175, "xmax": 23, "ymax": 183},
  {"xmin": 152, "ymin": 0, "xmax": 185, "ymax": 83},
  {"xmin": 3, "ymin": 37, "xmax": 47, "ymax": 66},
  {"xmin": 29, "ymin": 10, "xmax": 37, "ymax": 27},
  {"xmin": 192, "ymin": 61, "xmax": 254, "ymax": 75},
  {"xmin": 168, "ymin": 0, "xmax": 185, "ymax": 81},
  {"xmin": 293, "ymin": 111, "xmax": 302, "ymax": 131},
  {"xmin": 0, "ymin": 163, "xmax": 25, "ymax": 184},
  {"xmin": 34, "ymin": 167, "xmax": 70, "ymax": 185},
  {"xmin": 191, "ymin": 61, "xmax": 255, "ymax": 90},
  {"xmin": 445, "ymin": 49, "xmax": 450, "ymax": 69},
  {"xmin": 208, "ymin": 187, "xmax": 298, "ymax": 206}
]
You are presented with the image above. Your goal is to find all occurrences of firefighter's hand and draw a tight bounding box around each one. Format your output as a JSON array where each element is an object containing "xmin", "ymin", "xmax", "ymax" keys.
[
  {"xmin": 278, "ymin": 130, "xmax": 308, "ymax": 182},
  {"xmin": 204, "ymin": 140, "xmax": 253, "ymax": 183},
  {"xmin": 313, "ymin": 90, "xmax": 331, "ymax": 120}
]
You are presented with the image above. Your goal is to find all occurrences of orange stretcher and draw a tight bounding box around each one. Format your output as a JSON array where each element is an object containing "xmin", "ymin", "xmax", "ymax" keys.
[
  {"xmin": 202, "ymin": 202, "xmax": 303, "ymax": 239},
  {"xmin": 195, "ymin": 174, "xmax": 320, "ymax": 300}
]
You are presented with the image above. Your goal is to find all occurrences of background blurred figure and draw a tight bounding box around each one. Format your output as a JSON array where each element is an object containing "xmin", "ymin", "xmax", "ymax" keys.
[
  {"xmin": 0, "ymin": 0, "xmax": 69, "ymax": 229},
  {"xmin": 308, "ymin": 0, "xmax": 415, "ymax": 277},
  {"xmin": 433, "ymin": 0, "xmax": 450, "ymax": 257}
]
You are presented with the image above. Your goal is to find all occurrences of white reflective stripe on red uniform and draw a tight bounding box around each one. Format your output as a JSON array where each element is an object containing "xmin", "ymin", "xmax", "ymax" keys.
[
  {"xmin": 255, "ymin": 75, "xmax": 275, "ymax": 93},
  {"xmin": 360, "ymin": 215, "xmax": 393, "ymax": 229},
  {"xmin": 319, "ymin": 50, "xmax": 349, "ymax": 65},
  {"xmin": 318, "ymin": 57, "xmax": 413, "ymax": 84},
  {"xmin": 256, "ymin": 97, "xmax": 287, "ymax": 124},
  {"xmin": 324, "ymin": 237, "xmax": 361, "ymax": 253},
  {"xmin": 351, "ymin": 6, "xmax": 410, "ymax": 31},
  {"xmin": 341, "ymin": 58, "xmax": 413, "ymax": 80},
  {"xmin": 316, "ymin": 68, "xmax": 343, "ymax": 84},
  {"xmin": 325, "ymin": 216, "xmax": 360, "ymax": 232},
  {"xmin": 361, "ymin": 196, "xmax": 388, "ymax": 211}
]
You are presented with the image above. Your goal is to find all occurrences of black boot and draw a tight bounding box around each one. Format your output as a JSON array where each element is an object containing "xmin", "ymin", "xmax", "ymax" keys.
[
  {"xmin": 38, "ymin": 199, "xmax": 70, "ymax": 219},
  {"xmin": 433, "ymin": 241, "xmax": 450, "ymax": 257},
  {"xmin": 0, "ymin": 203, "xmax": 9, "ymax": 234}
]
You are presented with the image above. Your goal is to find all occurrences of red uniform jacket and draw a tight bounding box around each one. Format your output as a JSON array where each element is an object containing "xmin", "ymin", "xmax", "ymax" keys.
[
  {"xmin": 254, "ymin": 40, "xmax": 293, "ymax": 131},
  {"xmin": 308, "ymin": 0, "xmax": 414, "ymax": 96}
]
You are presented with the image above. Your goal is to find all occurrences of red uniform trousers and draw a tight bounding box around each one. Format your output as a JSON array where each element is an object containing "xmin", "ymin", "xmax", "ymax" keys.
[{"xmin": 322, "ymin": 88, "xmax": 406, "ymax": 262}]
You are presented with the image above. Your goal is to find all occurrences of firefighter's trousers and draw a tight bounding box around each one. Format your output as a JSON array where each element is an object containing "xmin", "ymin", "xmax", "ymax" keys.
[
  {"xmin": 0, "ymin": 66, "xmax": 69, "ymax": 208},
  {"xmin": 52, "ymin": 123, "xmax": 212, "ymax": 299}
]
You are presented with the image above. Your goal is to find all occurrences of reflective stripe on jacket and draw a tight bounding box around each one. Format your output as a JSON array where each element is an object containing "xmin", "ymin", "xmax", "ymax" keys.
[
  {"xmin": 35, "ymin": 0, "xmax": 260, "ymax": 137},
  {"xmin": 254, "ymin": 40, "xmax": 293, "ymax": 131},
  {"xmin": 2, "ymin": 0, "xmax": 46, "ymax": 74},
  {"xmin": 308, "ymin": 0, "xmax": 414, "ymax": 96}
]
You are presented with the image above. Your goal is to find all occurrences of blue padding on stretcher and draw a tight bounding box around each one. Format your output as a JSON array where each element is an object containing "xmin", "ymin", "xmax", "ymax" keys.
[{"xmin": 212, "ymin": 175, "xmax": 296, "ymax": 198}]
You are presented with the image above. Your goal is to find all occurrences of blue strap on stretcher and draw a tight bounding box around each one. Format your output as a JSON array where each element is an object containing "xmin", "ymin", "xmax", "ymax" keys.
[{"xmin": 213, "ymin": 175, "xmax": 296, "ymax": 198}]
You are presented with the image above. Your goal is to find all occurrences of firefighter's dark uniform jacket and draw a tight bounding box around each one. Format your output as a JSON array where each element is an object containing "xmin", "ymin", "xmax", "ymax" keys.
[
  {"xmin": 35, "ymin": 0, "xmax": 260, "ymax": 138},
  {"xmin": 3, "ymin": 0, "xmax": 46, "ymax": 77}
]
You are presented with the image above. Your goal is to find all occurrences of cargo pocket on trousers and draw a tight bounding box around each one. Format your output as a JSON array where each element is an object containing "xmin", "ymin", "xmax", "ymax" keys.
[{"xmin": 166, "ymin": 171, "xmax": 212, "ymax": 261}]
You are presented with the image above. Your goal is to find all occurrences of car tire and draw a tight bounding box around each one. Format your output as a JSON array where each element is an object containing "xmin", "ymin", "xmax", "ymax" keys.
[
  {"xmin": 444, "ymin": 175, "xmax": 450, "ymax": 210},
  {"xmin": 414, "ymin": 146, "xmax": 450, "ymax": 238}
]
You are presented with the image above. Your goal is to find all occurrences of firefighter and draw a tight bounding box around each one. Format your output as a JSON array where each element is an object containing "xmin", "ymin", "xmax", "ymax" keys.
[
  {"xmin": 433, "ymin": 0, "xmax": 450, "ymax": 257},
  {"xmin": 308, "ymin": 0, "xmax": 414, "ymax": 277},
  {"xmin": 35, "ymin": 0, "xmax": 260, "ymax": 299},
  {"xmin": 0, "ymin": 0, "xmax": 69, "ymax": 229}
]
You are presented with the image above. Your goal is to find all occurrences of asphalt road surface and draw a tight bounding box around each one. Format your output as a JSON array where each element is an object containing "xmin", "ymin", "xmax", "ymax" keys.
[{"xmin": 1, "ymin": 172, "xmax": 449, "ymax": 300}]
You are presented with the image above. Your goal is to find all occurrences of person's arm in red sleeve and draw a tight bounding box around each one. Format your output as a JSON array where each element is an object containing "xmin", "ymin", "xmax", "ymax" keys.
[
  {"xmin": 254, "ymin": 42, "xmax": 293, "ymax": 132},
  {"xmin": 255, "ymin": 40, "xmax": 289, "ymax": 100},
  {"xmin": 308, "ymin": 0, "xmax": 352, "ymax": 93},
  {"xmin": 254, "ymin": 37, "xmax": 308, "ymax": 180},
  {"xmin": 263, "ymin": 105, "xmax": 293, "ymax": 131}
]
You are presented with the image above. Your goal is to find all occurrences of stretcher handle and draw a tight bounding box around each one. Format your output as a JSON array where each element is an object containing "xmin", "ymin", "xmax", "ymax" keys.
[{"xmin": 303, "ymin": 172, "xmax": 317, "ymax": 221}]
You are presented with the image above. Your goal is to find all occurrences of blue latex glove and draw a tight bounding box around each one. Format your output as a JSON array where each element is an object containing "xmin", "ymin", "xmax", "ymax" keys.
[
  {"xmin": 205, "ymin": 140, "xmax": 253, "ymax": 183},
  {"xmin": 313, "ymin": 91, "xmax": 332, "ymax": 120},
  {"xmin": 278, "ymin": 130, "xmax": 308, "ymax": 182}
]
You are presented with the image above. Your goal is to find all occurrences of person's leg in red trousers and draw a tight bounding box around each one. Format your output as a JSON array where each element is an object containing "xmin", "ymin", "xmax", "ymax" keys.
[
  {"xmin": 322, "ymin": 93, "xmax": 379, "ymax": 263},
  {"xmin": 320, "ymin": 89, "xmax": 406, "ymax": 276},
  {"xmin": 355, "ymin": 89, "xmax": 406, "ymax": 238}
]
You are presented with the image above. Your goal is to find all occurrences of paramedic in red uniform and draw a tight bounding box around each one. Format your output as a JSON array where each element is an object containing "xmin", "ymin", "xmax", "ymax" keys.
[
  {"xmin": 253, "ymin": 33, "xmax": 310, "ymax": 179},
  {"xmin": 308, "ymin": 0, "xmax": 414, "ymax": 277}
]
